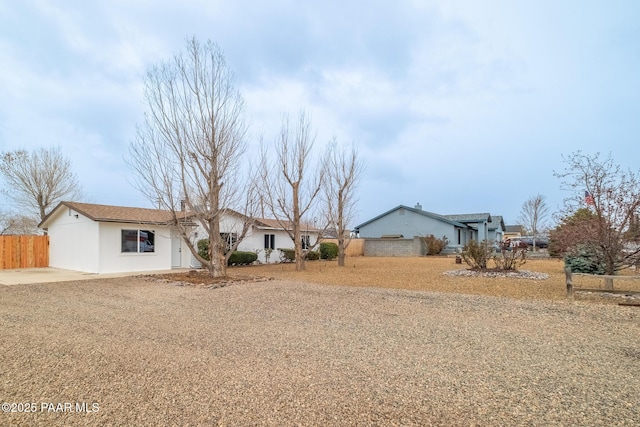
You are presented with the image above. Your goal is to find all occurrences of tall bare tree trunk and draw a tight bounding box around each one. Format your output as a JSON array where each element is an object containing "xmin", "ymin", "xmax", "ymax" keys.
[
  {"xmin": 209, "ymin": 179, "xmax": 226, "ymax": 277},
  {"xmin": 258, "ymin": 112, "xmax": 324, "ymax": 272},
  {"xmin": 292, "ymin": 182, "xmax": 305, "ymax": 270},
  {"xmin": 129, "ymin": 38, "xmax": 250, "ymax": 278},
  {"xmin": 323, "ymin": 140, "xmax": 364, "ymax": 267},
  {"xmin": 337, "ymin": 190, "xmax": 346, "ymax": 266}
]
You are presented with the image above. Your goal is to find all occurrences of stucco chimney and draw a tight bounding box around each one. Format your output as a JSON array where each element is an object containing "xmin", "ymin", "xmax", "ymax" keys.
[{"xmin": 415, "ymin": 202, "xmax": 422, "ymax": 210}]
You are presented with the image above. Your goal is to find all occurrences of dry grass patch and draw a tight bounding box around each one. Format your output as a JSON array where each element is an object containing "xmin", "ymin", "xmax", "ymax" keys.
[
  {"xmin": 159, "ymin": 256, "xmax": 640, "ymax": 303},
  {"xmin": 227, "ymin": 256, "xmax": 572, "ymax": 301}
]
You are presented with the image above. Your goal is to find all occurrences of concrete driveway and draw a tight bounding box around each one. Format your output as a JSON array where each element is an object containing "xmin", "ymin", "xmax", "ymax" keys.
[{"xmin": 0, "ymin": 267, "xmax": 180, "ymax": 285}]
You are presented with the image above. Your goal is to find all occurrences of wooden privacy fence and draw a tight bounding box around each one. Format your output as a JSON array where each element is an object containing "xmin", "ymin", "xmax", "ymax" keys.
[
  {"xmin": 321, "ymin": 238, "xmax": 364, "ymax": 257},
  {"xmin": 0, "ymin": 235, "xmax": 49, "ymax": 269},
  {"xmin": 565, "ymin": 266, "xmax": 640, "ymax": 304}
]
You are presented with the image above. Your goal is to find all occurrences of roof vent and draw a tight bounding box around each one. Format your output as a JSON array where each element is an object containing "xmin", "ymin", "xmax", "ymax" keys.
[{"xmin": 415, "ymin": 202, "xmax": 422, "ymax": 210}]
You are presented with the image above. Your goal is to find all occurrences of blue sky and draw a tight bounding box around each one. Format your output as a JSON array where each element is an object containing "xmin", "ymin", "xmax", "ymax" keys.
[{"xmin": 1, "ymin": 1, "xmax": 639, "ymax": 227}]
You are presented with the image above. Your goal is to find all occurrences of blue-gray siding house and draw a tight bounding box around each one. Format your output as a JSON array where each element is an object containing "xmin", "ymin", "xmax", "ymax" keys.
[
  {"xmin": 487, "ymin": 215, "xmax": 506, "ymax": 242},
  {"xmin": 354, "ymin": 203, "xmax": 505, "ymax": 253},
  {"xmin": 442, "ymin": 213, "xmax": 505, "ymax": 244}
]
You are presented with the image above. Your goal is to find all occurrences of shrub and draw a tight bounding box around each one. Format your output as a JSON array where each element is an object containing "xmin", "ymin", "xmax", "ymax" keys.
[
  {"xmin": 461, "ymin": 240, "xmax": 494, "ymax": 269},
  {"xmin": 422, "ymin": 234, "xmax": 449, "ymax": 255},
  {"xmin": 276, "ymin": 248, "xmax": 320, "ymax": 262},
  {"xmin": 264, "ymin": 248, "xmax": 274, "ymax": 263},
  {"xmin": 319, "ymin": 242, "xmax": 339, "ymax": 260},
  {"xmin": 278, "ymin": 248, "xmax": 295, "ymax": 262},
  {"xmin": 227, "ymin": 251, "xmax": 257, "ymax": 266},
  {"xmin": 564, "ymin": 244, "xmax": 606, "ymax": 274},
  {"xmin": 492, "ymin": 240, "xmax": 527, "ymax": 271},
  {"xmin": 197, "ymin": 238, "xmax": 210, "ymax": 261}
]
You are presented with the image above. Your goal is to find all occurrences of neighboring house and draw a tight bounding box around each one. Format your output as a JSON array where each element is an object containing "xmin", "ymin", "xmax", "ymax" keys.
[
  {"xmin": 488, "ymin": 215, "xmax": 506, "ymax": 242},
  {"xmin": 443, "ymin": 214, "xmax": 505, "ymax": 243},
  {"xmin": 39, "ymin": 201, "xmax": 194, "ymax": 274},
  {"xmin": 504, "ymin": 225, "xmax": 524, "ymax": 240},
  {"xmin": 441, "ymin": 213, "xmax": 494, "ymax": 244},
  {"xmin": 354, "ymin": 203, "xmax": 505, "ymax": 253}
]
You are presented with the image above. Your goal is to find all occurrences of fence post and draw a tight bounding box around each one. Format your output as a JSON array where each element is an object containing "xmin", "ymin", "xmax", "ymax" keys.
[
  {"xmin": 565, "ymin": 266, "xmax": 573, "ymax": 299},
  {"xmin": 604, "ymin": 277, "xmax": 614, "ymax": 291}
]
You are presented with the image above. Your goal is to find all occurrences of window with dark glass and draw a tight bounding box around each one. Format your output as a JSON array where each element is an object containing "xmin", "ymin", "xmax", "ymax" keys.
[
  {"xmin": 301, "ymin": 235, "xmax": 310, "ymax": 250},
  {"xmin": 121, "ymin": 229, "xmax": 155, "ymax": 253},
  {"xmin": 264, "ymin": 234, "xmax": 275, "ymax": 249},
  {"xmin": 221, "ymin": 233, "xmax": 237, "ymax": 252}
]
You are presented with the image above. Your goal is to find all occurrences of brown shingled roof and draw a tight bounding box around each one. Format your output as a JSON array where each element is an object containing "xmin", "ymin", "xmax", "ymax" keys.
[
  {"xmin": 40, "ymin": 201, "xmax": 317, "ymax": 231},
  {"xmin": 39, "ymin": 201, "xmax": 189, "ymax": 227},
  {"xmin": 254, "ymin": 217, "xmax": 320, "ymax": 232}
]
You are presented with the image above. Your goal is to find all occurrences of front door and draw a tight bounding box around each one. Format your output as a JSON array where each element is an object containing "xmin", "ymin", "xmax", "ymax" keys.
[{"xmin": 171, "ymin": 235, "xmax": 182, "ymax": 268}]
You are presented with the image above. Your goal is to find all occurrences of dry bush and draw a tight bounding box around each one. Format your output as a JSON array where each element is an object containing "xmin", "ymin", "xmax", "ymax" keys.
[
  {"xmin": 461, "ymin": 240, "xmax": 493, "ymax": 269},
  {"xmin": 421, "ymin": 234, "xmax": 449, "ymax": 255},
  {"xmin": 493, "ymin": 241, "xmax": 528, "ymax": 270}
]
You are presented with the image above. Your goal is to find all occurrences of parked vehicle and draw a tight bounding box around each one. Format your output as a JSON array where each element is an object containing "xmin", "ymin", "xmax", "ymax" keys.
[
  {"xmin": 140, "ymin": 239, "xmax": 155, "ymax": 252},
  {"xmin": 123, "ymin": 231, "xmax": 155, "ymax": 252},
  {"xmin": 511, "ymin": 236, "xmax": 548, "ymax": 249},
  {"xmin": 139, "ymin": 231, "xmax": 154, "ymax": 252}
]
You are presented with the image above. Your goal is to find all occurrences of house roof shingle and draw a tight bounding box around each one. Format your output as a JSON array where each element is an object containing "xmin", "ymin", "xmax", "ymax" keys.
[
  {"xmin": 488, "ymin": 215, "xmax": 505, "ymax": 231},
  {"xmin": 40, "ymin": 201, "xmax": 318, "ymax": 232},
  {"xmin": 254, "ymin": 217, "xmax": 320, "ymax": 232},
  {"xmin": 355, "ymin": 205, "xmax": 509, "ymax": 235},
  {"xmin": 354, "ymin": 205, "xmax": 467, "ymax": 230},
  {"xmin": 505, "ymin": 224, "xmax": 524, "ymax": 233},
  {"xmin": 39, "ymin": 201, "xmax": 189, "ymax": 228},
  {"xmin": 443, "ymin": 213, "xmax": 492, "ymax": 223}
]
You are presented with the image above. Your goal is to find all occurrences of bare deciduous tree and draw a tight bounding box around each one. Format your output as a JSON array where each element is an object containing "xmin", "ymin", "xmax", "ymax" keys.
[
  {"xmin": 518, "ymin": 193, "xmax": 549, "ymax": 251},
  {"xmin": 129, "ymin": 37, "xmax": 253, "ymax": 278},
  {"xmin": 323, "ymin": 139, "xmax": 364, "ymax": 266},
  {"xmin": 0, "ymin": 147, "xmax": 83, "ymax": 224},
  {"xmin": 0, "ymin": 211, "xmax": 40, "ymax": 235},
  {"xmin": 259, "ymin": 112, "xmax": 325, "ymax": 271},
  {"xmin": 554, "ymin": 151, "xmax": 640, "ymax": 285}
]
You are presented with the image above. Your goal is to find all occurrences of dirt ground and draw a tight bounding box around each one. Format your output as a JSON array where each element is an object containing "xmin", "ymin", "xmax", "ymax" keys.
[
  {"xmin": 3, "ymin": 257, "xmax": 640, "ymax": 425},
  {"xmin": 161, "ymin": 256, "xmax": 640, "ymax": 303}
]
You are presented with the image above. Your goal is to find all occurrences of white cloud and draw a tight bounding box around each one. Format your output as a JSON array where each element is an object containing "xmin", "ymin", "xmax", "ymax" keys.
[{"xmin": 1, "ymin": 0, "xmax": 639, "ymax": 225}]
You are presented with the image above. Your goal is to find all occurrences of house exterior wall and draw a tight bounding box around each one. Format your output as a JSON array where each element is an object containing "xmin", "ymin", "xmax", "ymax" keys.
[
  {"xmin": 219, "ymin": 214, "xmax": 247, "ymax": 237},
  {"xmin": 96, "ymin": 222, "xmax": 173, "ymax": 274},
  {"xmin": 462, "ymin": 221, "xmax": 488, "ymax": 242},
  {"xmin": 356, "ymin": 206, "xmax": 505, "ymax": 256},
  {"xmin": 48, "ymin": 209, "xmax": 100, "ymax": 272},
  {"xmin": 194, "ymin": 215, "xmax": 319, "ymax": 264},
  {"xmin": 444, "ymin": 227, "xmax": 473, "ymax": 253},
  {"xmin": 488, "ymin": 229, "xmax": 504, "ymax": 242},
  {"xmin": 172, "ymin": 228, "xmax": 194, "ymax": 269},
  {"xmin": 358, "ymin": 208, "xmax": 456, "ymax": 242},
  {"xmin": 45, "ymin": 203, "xmax": 196, "ymax": 274},
  {"xmin": 237, "ymin": 229, "xmax": 294, "ymax": 263}
]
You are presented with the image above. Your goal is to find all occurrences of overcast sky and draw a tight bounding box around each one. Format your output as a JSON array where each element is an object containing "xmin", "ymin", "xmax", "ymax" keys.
[{"xmin": 1, "ymin": 1, "xmax": 639, "ymax": 228}]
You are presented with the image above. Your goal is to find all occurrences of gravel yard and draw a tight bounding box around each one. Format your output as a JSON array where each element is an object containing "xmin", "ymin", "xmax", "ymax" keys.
[{"xmin": 1, "ymin": 258, "xmax": 639, "ymax": 425}]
